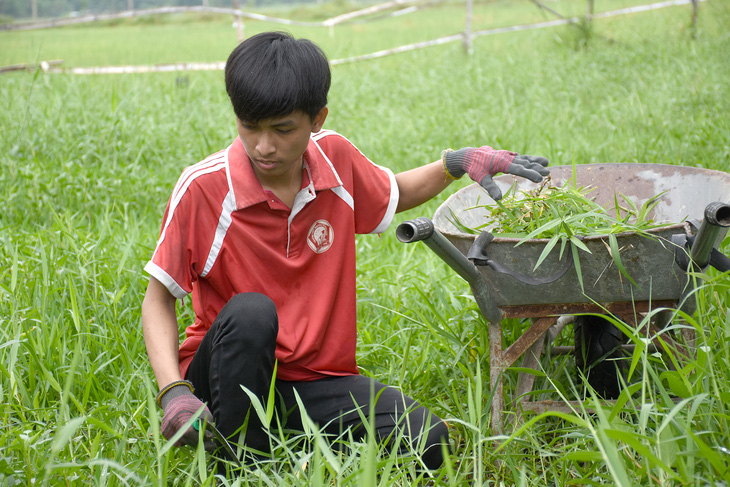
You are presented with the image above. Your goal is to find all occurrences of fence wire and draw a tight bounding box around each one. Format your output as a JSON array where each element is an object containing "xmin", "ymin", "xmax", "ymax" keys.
[{"xmin": 0, "ymin": 0, "xmax": 705, "ymax": 75}]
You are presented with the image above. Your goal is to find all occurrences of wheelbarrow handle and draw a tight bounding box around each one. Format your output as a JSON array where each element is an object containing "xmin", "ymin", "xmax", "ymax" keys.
[
  {"xmin": 673, "ymin": 201, "xmax": 730, "ymax": 314},
  {"xmin": 466, "ymin": 230, "xmax": 573, "ymax": 285},
  {"xmin": 690, "ymin": 202, "xmax": 730, "ymax": 270},
  {"xmin": 674, "ymin": 201, "xmax": 730, "ymax": 272},
  {"xmin": 396, "ymin": 218, "xmax": 503, "ymax": 323}
]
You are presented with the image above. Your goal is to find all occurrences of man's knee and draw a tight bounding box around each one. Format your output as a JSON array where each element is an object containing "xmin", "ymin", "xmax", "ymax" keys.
[{"xmin": 215, "ymin": 293, "xmax": 278, "ymax": 347}]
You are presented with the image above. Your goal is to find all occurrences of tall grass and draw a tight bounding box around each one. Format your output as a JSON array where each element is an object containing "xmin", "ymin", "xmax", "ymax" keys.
[{"xmin": 1, "ymin": 0, "xmax": 729, "ymax": 484}]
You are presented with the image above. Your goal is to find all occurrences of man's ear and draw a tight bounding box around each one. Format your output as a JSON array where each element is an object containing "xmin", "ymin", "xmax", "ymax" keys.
[{"xmin": 311, "ymin": 107, "xmax": 328, "ymax": 132}]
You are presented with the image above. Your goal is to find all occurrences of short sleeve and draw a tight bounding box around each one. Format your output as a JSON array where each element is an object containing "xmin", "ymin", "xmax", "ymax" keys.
[
  {"xmin": 321, "ymin": 134, "xmax": 398, "ymax": 235},
  {"xmin": 145, "ymin": 188, "xmax": 197, "ymax": 298},
  {"xmin": 144, "ymin": 163, "xmax": 229, "ymax": 299},
  {"xmin": 353, "ymin": 157, "xmax": 398, "ymax": 234}
]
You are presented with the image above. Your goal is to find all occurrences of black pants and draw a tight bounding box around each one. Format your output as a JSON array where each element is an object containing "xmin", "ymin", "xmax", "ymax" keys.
[{"xmin": 185, "ymin": 293, "xmax": 449, "ymax": 470}]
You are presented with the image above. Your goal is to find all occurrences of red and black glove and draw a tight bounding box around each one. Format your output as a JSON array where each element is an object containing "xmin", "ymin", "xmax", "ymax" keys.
[
  {"xmin": 157, "ymin": 380, "xmax": 215, "ymax": 451},
  {"xmin": 443, "ymin": 146, "xmax": 549, "ymax": 200}
]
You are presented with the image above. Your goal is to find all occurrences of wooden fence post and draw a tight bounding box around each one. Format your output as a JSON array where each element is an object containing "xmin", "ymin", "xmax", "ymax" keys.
[
  {"xmin": 233, "ymin": 0, "xmax": 244, "ymax": 43},
  {"xmin": 464, "ymin": 0, "xmax": 473, "ymax": 54},
  {"xmin": 235, "ymin": 14, "xmax": 244, "ymax": 42},
  {"xmin": 586, "ymin": 0, "xmax": 595, "ymax": 23}
]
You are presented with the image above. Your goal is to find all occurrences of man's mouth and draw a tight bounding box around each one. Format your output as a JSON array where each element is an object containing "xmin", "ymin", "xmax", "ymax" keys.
[{"xmin": 256, "ymin": 159, "xmax": 278, "ymax": 169}]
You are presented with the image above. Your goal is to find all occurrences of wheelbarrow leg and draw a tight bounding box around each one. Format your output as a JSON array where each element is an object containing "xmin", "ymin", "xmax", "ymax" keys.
[
  {"xmin": 489, "ymin": 316, "xmax": 561, "ymax": 434},
  {"xmin": 515, "ymin": 315, "xmax": 573, "ymax": 406},
  {"xmin": 515, "ymin": 326, "xmax": 548, "ymax": 404},
  {"xmin": 488, "ymin": 319, "xmax": 504, "ymax": 434}
]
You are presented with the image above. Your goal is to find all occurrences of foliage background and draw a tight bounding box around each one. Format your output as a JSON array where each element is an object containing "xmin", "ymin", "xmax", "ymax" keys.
[{"xmin": 1, "ymin": 0, "xmax": 729, "ymax": 485}]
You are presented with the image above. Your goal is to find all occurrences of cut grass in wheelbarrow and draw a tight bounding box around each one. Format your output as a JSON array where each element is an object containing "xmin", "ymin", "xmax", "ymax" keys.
[{"xmin": 448, "ymin": 166, "xmax": 674, "ymax": 293}]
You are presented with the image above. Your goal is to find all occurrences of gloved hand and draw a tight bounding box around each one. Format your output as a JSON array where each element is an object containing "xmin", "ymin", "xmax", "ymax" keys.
[
  {"xmin": 157, "ymin": 380, "xmax": 215, "ymax": 451},
  {"xmin": 443, "ymin": 146, "xmax": 549, "ymax": 200}
]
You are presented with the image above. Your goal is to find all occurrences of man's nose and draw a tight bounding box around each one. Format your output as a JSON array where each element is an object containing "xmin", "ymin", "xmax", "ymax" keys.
[{"xmin": 256, "ymin": 132, "xmax": 275, "ymax": 157}]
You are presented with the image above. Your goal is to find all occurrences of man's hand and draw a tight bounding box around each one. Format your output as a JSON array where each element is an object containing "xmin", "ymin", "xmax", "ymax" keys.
[
  {"xmin": 158, "ymin": 380, "xmax": 215, "ymax": 451},
  {"xmin": 443, "ymin": 146, "xmax": 549, "ymax": 200}
]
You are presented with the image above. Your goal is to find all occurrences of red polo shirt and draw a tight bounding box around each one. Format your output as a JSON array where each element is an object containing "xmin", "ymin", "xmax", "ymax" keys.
[{"xmin": 145, "ymin": 130, "xmax": 398, "ymax": 381}]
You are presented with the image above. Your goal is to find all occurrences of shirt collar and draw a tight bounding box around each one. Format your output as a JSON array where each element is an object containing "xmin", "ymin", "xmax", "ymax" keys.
[{"xmin": 227, "ymin": 134, "xmax": 341, "ymax": 210}]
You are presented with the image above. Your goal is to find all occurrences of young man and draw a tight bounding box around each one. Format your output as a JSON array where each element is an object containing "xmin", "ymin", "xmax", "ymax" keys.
[{"xmin": 142, "ymin": 31, "xmax": 549, "ymax": 472}]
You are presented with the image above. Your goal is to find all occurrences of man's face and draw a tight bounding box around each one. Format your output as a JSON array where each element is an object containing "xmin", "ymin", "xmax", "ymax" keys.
[{"xmin": 236, "ymin": 108, "xmax": 327, "ymax": 185}]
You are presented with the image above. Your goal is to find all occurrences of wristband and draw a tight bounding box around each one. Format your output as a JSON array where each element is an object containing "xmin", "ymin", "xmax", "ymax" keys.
[
  {"xmin": 156, "ymin": 379, "xmax": 195, "ymax": 408},
  {"xmin": 441, "ymin": 149, "xmax": 459, "ymax": 180}
]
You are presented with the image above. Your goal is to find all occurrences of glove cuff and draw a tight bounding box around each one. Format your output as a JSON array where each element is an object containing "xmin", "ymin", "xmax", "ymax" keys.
[
  {"xmin": 156, "ymin": 380, "xmax": 195, "ymax": 408},
  {"xmin": 442, "ymin": 149, "xmax": 465, "ymax": 180}
]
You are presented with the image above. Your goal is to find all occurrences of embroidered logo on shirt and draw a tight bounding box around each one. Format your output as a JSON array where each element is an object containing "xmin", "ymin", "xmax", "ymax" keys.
[{"xmin": 307, "ymin": 220, "xmax": 334, "ymax": 254}]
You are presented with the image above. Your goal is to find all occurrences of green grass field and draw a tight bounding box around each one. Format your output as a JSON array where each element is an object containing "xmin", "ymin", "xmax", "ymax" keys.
[{"xmin": 2, "ymin": 0, "xmax": 730, "ymax": 484}]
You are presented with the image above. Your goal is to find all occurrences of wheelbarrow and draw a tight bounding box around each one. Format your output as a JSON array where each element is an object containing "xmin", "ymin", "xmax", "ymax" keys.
[{"xmin": 396, "ymin": 163, "xmax": 730, "ymax": 432}]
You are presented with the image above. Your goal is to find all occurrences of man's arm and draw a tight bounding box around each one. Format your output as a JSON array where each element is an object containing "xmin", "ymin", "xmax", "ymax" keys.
[
  {"xmin": 142, "ymin": 276, "xmax": 215, "ymax": 449},
  {"xmin": 395, "ymin": 147, "xmax": 550, "ymax": 213},
  {"xmin": 395, "ymin": 160, "xmax": 454, "ymax": 213},
  {"xmin": 142, "ymin": 276, "xmax": 184, "ymax": 388}
]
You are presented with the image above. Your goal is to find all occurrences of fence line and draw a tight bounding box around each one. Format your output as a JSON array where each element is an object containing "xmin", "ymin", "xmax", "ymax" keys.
[
  {"xmin": 591, "ymin": 0, "xmax": 700, "ymax": 19},
  {"xmin": 328, "ymin": 0, "xmax": 704, "ymax": 65},
  {"xmin": 0, "ymin": 0, "xmax": 427, "ymax": 31},
  {"xmin": 52, "ymin": 62, "xmax": 227, "ymax": 75},
  {"xmin": 3, "ymin": 0, "xmax": 705, "ymax": 74}
]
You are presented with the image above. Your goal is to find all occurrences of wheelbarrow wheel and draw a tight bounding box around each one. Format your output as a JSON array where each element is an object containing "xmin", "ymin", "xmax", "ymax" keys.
[{"xmin": 574, "ymin": 315, "xmax": 628, "ymax": 399}]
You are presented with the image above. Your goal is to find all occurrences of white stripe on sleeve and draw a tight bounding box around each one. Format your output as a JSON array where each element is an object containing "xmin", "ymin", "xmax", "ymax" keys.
[
  {"xmin": 144, "ymin": 261, "xmax": 188, "ymax": 299},
  {"xmin": 371, "ymin": 166, "xmax": 398, "ymax": 234},
  {"xmin": 201, "ymin": 189, "xmax": 237, "ymax": 277},
  {"xmin": 151, "ymin": 159, "xmax": 227, "ymax": 261}
]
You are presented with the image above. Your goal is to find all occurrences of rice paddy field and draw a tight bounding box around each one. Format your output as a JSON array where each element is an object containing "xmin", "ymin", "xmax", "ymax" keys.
[{"xmin": 1, "ymin": 0, "xmax": 730, "ymax": 484}]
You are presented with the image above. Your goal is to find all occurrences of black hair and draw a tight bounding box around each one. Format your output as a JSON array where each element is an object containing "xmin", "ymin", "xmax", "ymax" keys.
[{"xmin": 225, "ymin": 31, "xmax": 331, "ymax": 123}]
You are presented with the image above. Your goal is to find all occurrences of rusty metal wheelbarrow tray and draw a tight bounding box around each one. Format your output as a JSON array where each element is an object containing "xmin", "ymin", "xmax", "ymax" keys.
[
  {"xmin": 432, "ymin": 163, "xmax": 730, "ymax": 310},
  {"xmin": 398, "ymin": 163, "xmax": 730, "ymax": 432}
]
